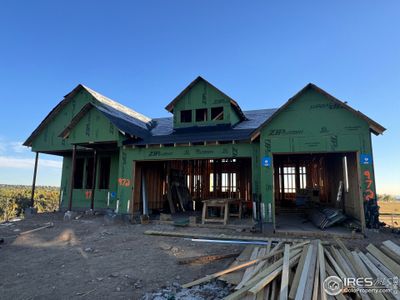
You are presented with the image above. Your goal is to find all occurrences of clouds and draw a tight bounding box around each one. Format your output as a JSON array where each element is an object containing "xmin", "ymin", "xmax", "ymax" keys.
[
  {"xmin": 0, "ymin": 156, "xmax": 62, "ymax": 169},
  {"xmin": 0, "ymin": 138, "xmax": 62, "ymax": 170},
  {"xmin": 0, "ymin": 139, "xmax": 29, "ymax": 154},
  {"xmin": 0, "ymin": 137, "xmax": 62, "ymax": 185}
]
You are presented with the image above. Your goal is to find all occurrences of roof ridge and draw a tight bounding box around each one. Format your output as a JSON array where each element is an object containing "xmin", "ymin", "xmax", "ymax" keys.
[{"xmin": 81, "ymin": 84, "xmax": 152, "ymax": 125}]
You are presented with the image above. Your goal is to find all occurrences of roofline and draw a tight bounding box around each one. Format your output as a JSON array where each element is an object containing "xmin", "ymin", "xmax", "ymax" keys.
[
  {"xmin": 24, "ymin": 84, "xmax": 152, "ymax": 147},
  {"xmin": 23, "ymin": 84, "xmax": 85, "ymax": 146},
  {"xmin": 165, "ymin": 76, "xmax": 247, "ymax": 121},
  {"xmin": 251, "ymin": 83, "xmax": 386, "ymax": 139}
]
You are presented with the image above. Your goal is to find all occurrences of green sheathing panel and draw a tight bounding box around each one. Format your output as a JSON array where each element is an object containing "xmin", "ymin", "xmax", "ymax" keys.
[
  {"xmin": 116, "ymin": 143, "xmax": 257, "ymax": 214},
  {"xmin": 31, "ymin": 90, "xmax": 96, "ymax": 152},
  {"xmin": 59, "ymin": 151, "xmax": 119, "ymax": 211},
  {"xmin": 173, "ymin": 80, "xmax": 241, "ymax": 128},
  {"xmin": 67, "ymin": 107, "xmax": 120, "ymax": 144},
  {"xmin": 259, "ymin": 88, "xmax": 376, "ymax": 224}
]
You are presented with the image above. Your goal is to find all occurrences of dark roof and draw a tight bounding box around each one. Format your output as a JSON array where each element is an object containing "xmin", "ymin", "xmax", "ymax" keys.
[
  {"xmin": 252, "ymin": 83, "xmax": 386, "ymax": 138},
  {"xmin": 124, "ymin": 108, "xmax": 277, "ymax": 146},
  {"xmin": 165, "ymin": 76, "xmax": 247, "ymax": 121},
  {"xmin": 59, "ymin": 103, "xmax": 151, "ymax": 139},
  {"xmin": 25, "ymin": 80, "xmax": 385, "ymax": 149},
  {"xmin": 24, "ymin": 84, "xmax": 152, "ymax": 146}
]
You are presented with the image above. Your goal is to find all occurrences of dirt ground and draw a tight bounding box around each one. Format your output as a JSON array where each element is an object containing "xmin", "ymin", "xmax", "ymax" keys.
[
  {"xmin": 0, "ymin": 213, "xmax": 245, "ymax": 300},
  {"xmin": 1, "ymin": 212, "xmax": 400, "ymax": 300}
]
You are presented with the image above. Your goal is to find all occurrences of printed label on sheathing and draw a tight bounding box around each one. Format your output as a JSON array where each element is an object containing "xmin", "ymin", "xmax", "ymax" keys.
[{"xmin": 360, "ymin": 154, "xmax": 372, "ymax": 165}]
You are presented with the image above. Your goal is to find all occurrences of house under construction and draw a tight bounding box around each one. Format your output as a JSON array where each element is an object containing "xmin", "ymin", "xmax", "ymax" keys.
[{"xmin": 24, "ymin": 77, "xmax": 385, "ymax": 233}]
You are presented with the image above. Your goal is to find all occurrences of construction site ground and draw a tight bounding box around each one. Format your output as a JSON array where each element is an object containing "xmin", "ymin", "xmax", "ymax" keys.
[{"xmin": 0, "ymin": 212, "xmax": 398, "ymax": 300}]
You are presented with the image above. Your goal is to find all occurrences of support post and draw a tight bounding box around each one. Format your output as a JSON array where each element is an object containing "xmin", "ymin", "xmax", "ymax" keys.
[
  {"xmin": 90, "ymin": 149, "xmax": 97, "ymax": 210},
  {"xmin": 68, "ymin": 145, "xmax": 77, "ymax": 211},
  {"xmin": 30, "ymin": 152, "xmax": 39, "ymax": 207}
]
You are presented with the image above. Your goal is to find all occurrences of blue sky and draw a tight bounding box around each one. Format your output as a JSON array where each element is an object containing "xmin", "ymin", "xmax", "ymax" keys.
[{"xmin": 0, "ymin": 1, "xmax": 399, "ymax": 194}]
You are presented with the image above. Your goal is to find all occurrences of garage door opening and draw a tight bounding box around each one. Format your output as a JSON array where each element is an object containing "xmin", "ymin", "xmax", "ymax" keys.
[
  {"xmin": 132, "ymin": 158, "xmax": 253, "ymax": 226},
  {"xmin": 273, "ymin": 152, "xmax": 363, "ymax": 235}
]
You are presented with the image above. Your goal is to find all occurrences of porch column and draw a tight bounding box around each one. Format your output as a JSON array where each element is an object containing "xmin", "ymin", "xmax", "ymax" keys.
[
  {"xmin": 68, "ymin": 145, "xmax": 77, "ymax": 211},
  {"xmin": 30, "ymin": 152, "xmax": 39, "ymax": 207},
  {"xmin": 90, "ymin": 149, "xmax": 97, "ymax": 210}
]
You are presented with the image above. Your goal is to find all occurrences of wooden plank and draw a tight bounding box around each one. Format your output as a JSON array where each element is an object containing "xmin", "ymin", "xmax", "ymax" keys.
[
  {"xmin": 352, "ymin": 252, "xmax": 385, "ymax": 300},
  {"xmin": 182, "ymin": 247, "xmax": 286, "ymax": 288},
  {"xmin": 366, "ymin": 244, "xmax": 400, "ymax": 277},
  {"xmin": 312, "ymin": 259, "xmax": 320, "ymax": 300},
  {"xmin": 303, "ymin": 241, "xmax": 318, "ymax": 300},
  {"xmin": 279, "ymin": 244, "xmax": 291, "ymax": 300},
  {"xmin": 351, "ymin": 251, "xmax": 372, "ymax": 278},
  {"xmin": 330, "ymin": 246, "xmax": 355, "ymax": 278},
  {"xmin": 289, "ymin": 245, "xmax": 310, "ymax": 300},
  {"xmin": 270, "ymin": 279, "xmax": 277, "ymax": 300},
  {"xmin": 380, "ymin": 245, "xmax": 400, "ymax": 265},
  {"xmin": 366, "ymin": 253, "xmax": 395, "ymax": 278},
  {"xmin": 358, "ymin": 252, "xmax": 400, "ymax": 300},
  {"xmin": 335, "ymin": 238, "xmax": 360, "ymax": 277},
  {"xmin": 228, "ymin": 249, "xmax": 301, "ymax": 300},
  {"xmin": 324, "ymin": 248, "xmax": 346, "ymax": 279},
  {"xmin": 294, "ymin": 244, "xmax": 314, "ymax": 300},
  {"xmin": 236, "ymin": 247, "xmax": 260, "ymax": 289},
  {"xmin": 242, "ymin": 242, "xmax": 286, "ymax": 287},
  {"xmin": 19, "ymin": 222, "xmax": 54, "ymax": 235},
  {"xmin": 220, "ymin": 246, "xmax": 254, "ymax": 285},
  {"xmin": 248, "ymin": 252, "xmax": 302, "ymax": 296},
  {"xmin": 382, "ymin": 240, "xmax": 400, "ymax": 257},
  {"xmin": 318, "ymin": 241, "xmax": 327, "ymax": 300},
  {"xmin": 325, "ymin": 264, "xmax": 347, "ymax": 300},
  {"xmin": 338, "ymin": 248, "xmax": 357, "ymax": 276},
  {"xmin": 177, "ymin": 251, "xmax": 241, "ymax": 265},
  {"xmin": 255, "ymin": 288, "xmax": 264, "ymax": 300}
]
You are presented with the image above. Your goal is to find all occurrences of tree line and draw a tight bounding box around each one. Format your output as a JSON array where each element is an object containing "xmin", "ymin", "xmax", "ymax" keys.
[{"xmin": 0, "ymin": 184, "xmax": 59, "ymax": 222}]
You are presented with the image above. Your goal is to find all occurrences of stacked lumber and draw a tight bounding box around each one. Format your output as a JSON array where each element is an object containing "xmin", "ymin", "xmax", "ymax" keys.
[{"xmin": 182, "ymin": 239, "xmax": 400, "ymax": 300}]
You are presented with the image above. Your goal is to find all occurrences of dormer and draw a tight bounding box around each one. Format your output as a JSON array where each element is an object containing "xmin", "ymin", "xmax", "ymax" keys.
[{"xmin": 165, "ymin": 76, "xmax": 247, "ymax": 129}]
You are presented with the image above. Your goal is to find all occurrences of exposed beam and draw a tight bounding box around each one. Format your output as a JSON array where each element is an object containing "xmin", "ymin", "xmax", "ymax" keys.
[
  {"xmin": 30, "ymin": 152, "xmax": 39, "ymax": 207},
  {"xmin": 90, "ymin": 149, "xmax": 97, "ymax": 210},
  {"xmin": 68, "ymin": 145, "xmax": 77, "ymax": 211}
]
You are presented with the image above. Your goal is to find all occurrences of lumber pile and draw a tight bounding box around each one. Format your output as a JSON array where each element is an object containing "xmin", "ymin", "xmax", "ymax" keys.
[{"xmin": 182, "ymin": 239, "xmax": 400, "ymax": 299}]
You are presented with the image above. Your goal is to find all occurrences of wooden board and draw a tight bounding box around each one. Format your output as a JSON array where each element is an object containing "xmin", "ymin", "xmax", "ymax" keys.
[
  {"xmin": 279, "ymin": 244, "xmax": 291, "ymax": 300},
  {"xmin": 366, "ymin": 244, "xmax": 400, "ymax": 277}
]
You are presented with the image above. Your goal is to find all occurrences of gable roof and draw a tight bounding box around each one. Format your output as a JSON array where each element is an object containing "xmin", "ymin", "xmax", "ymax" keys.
[
  {"xmin": 23, "ymin": 84, "xmax": 152, "ymax": 146},
  {"xmin": 251, "ymin": 83, "xmax": 386, "ymax": 139},
  {"xmin": 165, "ymin": 76, "xmax": 247, "ymax": 121},
  {"xmin": 124, "ymin": 108, "xmax": 277, "ymax": 146},
  {"xmin": 59, "ymin": 102, "xmax": 151, "ymax": 140}
]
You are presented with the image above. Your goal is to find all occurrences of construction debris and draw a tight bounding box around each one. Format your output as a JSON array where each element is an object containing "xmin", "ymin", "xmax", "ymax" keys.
[
  {"xmin": 181, "ymin": 238, "xmax": 400, "ymax": 299},
  {"xmin": 309, "ymin": 208, "xmax": 347, "ymax": 229}
]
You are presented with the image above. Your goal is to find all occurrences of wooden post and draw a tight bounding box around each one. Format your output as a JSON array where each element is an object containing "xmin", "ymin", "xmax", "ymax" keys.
[
  {"xmin": 90, "ymin": 149, "xmax": 97, "ymax": 210},
  {"xmin": 68, "ymin": 145, "xmax": 77, "ymax": 211},
  {"xmin": 30, "ymin": 152, "xmax": 39, "ymax": 207}
]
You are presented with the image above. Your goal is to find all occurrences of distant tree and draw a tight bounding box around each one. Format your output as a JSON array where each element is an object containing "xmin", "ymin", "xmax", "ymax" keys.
[{"xmin": 0, "ymin": 185, "xmax": 59, "ymax": 222}]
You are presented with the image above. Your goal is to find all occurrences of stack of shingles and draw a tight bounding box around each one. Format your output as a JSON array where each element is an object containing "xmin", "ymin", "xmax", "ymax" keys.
[{"xmin": 182, "ymin": 239, "xmax": 400, "ymax": 300}]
